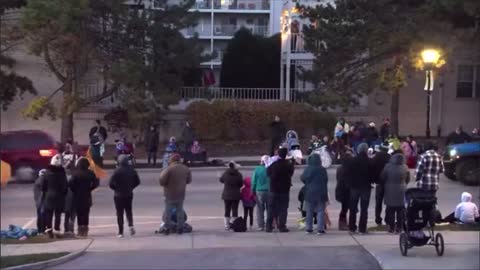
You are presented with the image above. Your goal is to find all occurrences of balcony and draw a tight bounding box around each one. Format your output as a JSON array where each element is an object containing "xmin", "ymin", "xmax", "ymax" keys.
[
  {"xmin": 213, "ymin": 25, "xmax": 269, "ymax": 37},
  {"xmin": 190, "ymin": 0, "xmax": 270, "ymax": 11}
]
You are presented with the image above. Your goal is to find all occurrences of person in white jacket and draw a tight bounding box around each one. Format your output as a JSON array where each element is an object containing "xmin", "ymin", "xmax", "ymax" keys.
[{"xmin": 444, "ymin": 192, "xmax": 479, "ymax": 224}]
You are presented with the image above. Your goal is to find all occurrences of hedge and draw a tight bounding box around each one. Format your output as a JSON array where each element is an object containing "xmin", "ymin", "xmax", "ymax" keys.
[{"xmin": 186, "ymin": 100, "xmax": 337, "ymax": 141}]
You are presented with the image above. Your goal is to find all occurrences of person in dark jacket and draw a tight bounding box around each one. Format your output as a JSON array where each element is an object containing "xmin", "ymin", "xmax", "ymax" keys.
[
  {"xmin": 63, "ymin": 178, "xmax": 75, "ymax": 237},
  {"xmin": 220, "ymin": 161, "xmax": 243, "ymax": 230},
  {"xmin": 266, "ymin": 148, "xmax": 294, "ymax": 233},
  {"xmin": 366, "ymin": 122, "xmax": 380, "ymax": 147},
  {"xmin": 269, "ymin": 116, "xmax": 287, "ymax": 156},
  {"xmin": 335, "ymin": 150, "xmax": 354, "ymax": 231},
  {"xmin": 371, "ymin": 143, "xmax": 391, "ymax": 226},
  {"xmin": 347, "ymin": 143, "xmax": 373, "ymax": 234},
  {"xmin": 181, "ymin": 121, "xmax": 195, "ymax": 153},
  {"xmin": 446, "ymin": 126, "xmax": 471, "ymax": 145},
  {"xmin": 379, "ymin": 118, "xmax": 391, "ymax": 142},
  {"xmin": 301, "ymin": 154, "xmax": 329, "ymax": 234},
  {"xmin": 42, "ymin": 154, "xmax": 68, "ymax": 238},
  {"xmin": 145, "ymin": 125, "xmax": 160, "ymax": 165},
  {"xmin": 70, "ymin": 157, "xmax": 100, "ymax": 237},
  {"xmin": 33, "ymin": 170, "xmax": 46, "ymax": 234},
  {"xmin": 380, "ymin": 153, "xmax": 410, "ymax": 233},
  {"xmin": 109, "ymin": 155, "xmax": 141, "ymax": 237}
]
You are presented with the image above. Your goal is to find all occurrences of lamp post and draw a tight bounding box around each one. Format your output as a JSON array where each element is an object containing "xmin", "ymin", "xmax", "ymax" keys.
[{"xmin": 421, "ymin": 49, "xmax": 441, "ymax": 139}]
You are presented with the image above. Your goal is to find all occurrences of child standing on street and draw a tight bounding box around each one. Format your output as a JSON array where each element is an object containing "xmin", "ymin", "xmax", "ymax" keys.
[{"xmin": 241, "ymin": 177, "xmax": 256, "ymax": 230}]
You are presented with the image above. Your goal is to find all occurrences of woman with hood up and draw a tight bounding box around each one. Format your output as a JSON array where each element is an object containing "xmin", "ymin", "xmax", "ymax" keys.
[
  {"xmin": 380, "ymin": 153, "xmax": 410, "ymax": 233},
  {"xmin": 301, "ymin": 154, "xmax": 329, "ymax": 234},
  {"xmin": 220, "ymin": 161, "xmax": 244, "ymax": 230}
]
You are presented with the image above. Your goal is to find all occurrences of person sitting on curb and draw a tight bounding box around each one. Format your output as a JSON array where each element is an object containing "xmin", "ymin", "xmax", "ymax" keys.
[{"xmin": 443, "ymin": 192, "xmax": 479, "ymax": 224}]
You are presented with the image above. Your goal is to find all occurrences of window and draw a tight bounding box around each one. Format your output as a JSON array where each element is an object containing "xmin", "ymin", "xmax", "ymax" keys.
[
  {"xmin": 246, "ymin": 18, "xmax": 254, "ymax": 25},
  {"xmin": 456, "ymin": 65, "xmax": 476, "ymax": 98}
]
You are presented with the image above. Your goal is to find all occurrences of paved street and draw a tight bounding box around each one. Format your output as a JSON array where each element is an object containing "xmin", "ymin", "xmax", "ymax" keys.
[{"xmin": 1, "ymin": 167, "xmax": 479, "ymax": 269}]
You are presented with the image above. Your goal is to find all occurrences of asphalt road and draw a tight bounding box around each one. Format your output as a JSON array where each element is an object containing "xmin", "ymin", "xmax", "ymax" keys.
[{"xmin": 1, "ymin": 167, "xmax": 478, "ymax": 269}]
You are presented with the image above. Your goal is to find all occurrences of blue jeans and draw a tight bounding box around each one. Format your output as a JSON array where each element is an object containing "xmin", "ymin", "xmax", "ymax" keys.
[
  {"xmin": 163, "ymin": 200, "xmax": 185, "ymax": 231},
  {"xmin": 305, "ymin": 201, "xmax": 326, "ymax": 232},
  {"xmin": 255, "ymin": 191, "xmax": 269, "ymax": 229}
]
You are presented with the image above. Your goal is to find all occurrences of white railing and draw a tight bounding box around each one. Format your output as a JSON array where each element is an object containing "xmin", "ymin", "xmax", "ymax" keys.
[
  {"xmin": 291, "ymin": 33, "xmax": 306, "ymax": 53},
  {"xmin": 190, "ymin": 0, "xmax": 270, "ymax": 10},
  {"xmin": 213, "ymin": 25, "xmax": 269, "ymax": 37},
  {"xmin": 79, "ymin": 83, "xmax": 119, "ymax": 107},
  {"xmin": 180, "ymin": 87, "xmax": 314, "ymax": 103}
]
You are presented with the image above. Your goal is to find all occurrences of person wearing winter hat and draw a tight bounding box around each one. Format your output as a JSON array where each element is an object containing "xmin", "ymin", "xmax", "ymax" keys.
[
  {"xmin": 220, "ymin": 161, "xmax": 243, "ymax": 230},
  {"xmin": 42, "ymin": 154, "xmax": 68, "ymax": 238},
  {"xmin": 109, "ymin": 154, "xmax": 141, "ymax": 237},
  {"xmin": 251, "ymin": 155, "xmax": 271, "ymax": 231}
]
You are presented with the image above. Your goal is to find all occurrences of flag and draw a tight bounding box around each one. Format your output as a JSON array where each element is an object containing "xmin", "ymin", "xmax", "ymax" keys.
[
  {"xmin": 86, "ymin": 147, "xmax": 107, "ymax": 180},
  {"xmin": 1, "ymin": 160, "xmax": 12, "ymax": 188}
]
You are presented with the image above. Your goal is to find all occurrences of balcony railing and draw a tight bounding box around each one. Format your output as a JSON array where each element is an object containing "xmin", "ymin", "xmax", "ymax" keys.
[
  {"xmin": 180, "ymin": 87, "xmax": 313, "ymax": 103},
  {"xmin": 213, "ymin": 25, "xmax": 269, "ymax": 37},
  {"xmin": 190, "ymin": 0, "xmax": 270, "ymax": 11}
]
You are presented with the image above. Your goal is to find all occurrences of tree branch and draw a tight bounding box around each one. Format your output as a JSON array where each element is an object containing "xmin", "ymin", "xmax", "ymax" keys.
[
  {"xmin": 82, "ymin": 84, "xmax": 119, "ymax": 106},
  {"xmin": 43, "ymin": 41, "xmax": 66, "ymax": 82}
]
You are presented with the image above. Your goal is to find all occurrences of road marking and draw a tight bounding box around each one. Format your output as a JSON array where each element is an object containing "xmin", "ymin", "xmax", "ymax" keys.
[{"xmin": 22, "ymin": 217, "xmax": 36, "ymax": 229}]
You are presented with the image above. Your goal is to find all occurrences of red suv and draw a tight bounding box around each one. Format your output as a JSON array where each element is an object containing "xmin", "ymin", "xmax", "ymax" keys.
[{"xmin": 0, "ymin": 130, "xmax": 59, "ymax": 182}]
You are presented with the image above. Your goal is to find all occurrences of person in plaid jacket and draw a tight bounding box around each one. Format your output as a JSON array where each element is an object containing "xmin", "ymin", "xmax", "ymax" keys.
[{"xmin": 415, "ymin": 142, "xmax": 444, "ymax": 196}]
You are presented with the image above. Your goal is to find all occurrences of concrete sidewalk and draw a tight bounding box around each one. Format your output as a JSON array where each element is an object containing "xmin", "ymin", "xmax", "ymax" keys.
[
  {"xmin": 0, "ymin": 239, "xmax": 92, "ymax": 257},
  {"xmin": 355, "ymin": 231, "xmax": 480, "ymax": 270}
]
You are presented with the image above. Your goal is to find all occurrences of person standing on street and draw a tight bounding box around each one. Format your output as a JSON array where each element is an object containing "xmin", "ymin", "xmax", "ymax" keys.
[
  {"xmin": 347, "ymin": 143, "xmax": 374, "ymax": 234},
  {"xmin": 301, "ymin": 154, "xmax": 329, "ymax": 235},
  {"xmin": 269, "ymin": 116, "xmax": 287, "ymax": 156},
  {"xmin": 181, "ymin": 121, "xmax": 195, "ymax": 154},
  {"xmin": 42, "ymin": 154, "xmax": 68, "ymax": 238},
  {"xmin": 335, "ymin": 150, "xmax": 354, "ymax": 231},
  {"xmin": 159, "ymin": 154, "xmax": 192, "ymax": 235},
  {"xmin": 251, "ymin": 155, "xmax": 270, "ymax": 231},
  {"xmin": 89, "ymin": 120, "xmax": 108, "ymax": 167},
  {"xmin": 220, "ymin": 161, "xmax": 244, "ymax": 230},
  {"xmin": 266, "ymin": 148, "xmax": 294, "ymax": 233},
  {"xmin": 380, "ymin": 118, "xmax": 391, "ymax": 142},
  {"xmin": 371, "ymin": 143, "xmax": 391, "ymax": 226},
  {"xmin": 109, "ymin": 155, "xmax": 141, "ymax": 238},
  {"xmin": 33, "ymin": 170, "xmax": 46, "ymax": 234},
  {"xmin": 241, "ymin": 177, "xmax": 256, "ymax": 230},
  {"xmin": 70, "ymin": 157, "xmax": 100, "ymax": 237},
  {"xmin": 380, "ymin": 153, "xmax": 410, "ymax": 233},
  {"xmin": 415, "ymin": 142, "xmax": 444, "ymax": 197},
  {"xmin": 145, "ymin": 125, "xmax": 160, "ymax": 166}
]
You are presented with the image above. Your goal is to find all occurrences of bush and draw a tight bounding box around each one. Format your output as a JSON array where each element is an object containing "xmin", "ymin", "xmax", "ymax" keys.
[{"xmin": 186, "ymin": 100, "xmax": 336, "ymax": 141}]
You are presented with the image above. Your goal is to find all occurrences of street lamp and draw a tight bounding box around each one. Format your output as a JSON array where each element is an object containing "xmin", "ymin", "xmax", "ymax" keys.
[{"xmin": 421, "ymin": 49, "xmax": 441, "ymax": 139}]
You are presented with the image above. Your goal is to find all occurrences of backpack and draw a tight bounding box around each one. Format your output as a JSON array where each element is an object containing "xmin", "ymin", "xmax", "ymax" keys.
[{"xmin": 230, "ymin": 217, "xmax": 247, "ymax": 232}]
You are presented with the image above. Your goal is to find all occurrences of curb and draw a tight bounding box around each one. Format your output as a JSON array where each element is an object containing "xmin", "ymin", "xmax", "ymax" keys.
[
  {"xmin": 3, "ymin": 239, "xmax": 93, "ymax": 270},
  {"xmin": 350, "ymin": 234, "xmax": 384, "ymax": 270}
]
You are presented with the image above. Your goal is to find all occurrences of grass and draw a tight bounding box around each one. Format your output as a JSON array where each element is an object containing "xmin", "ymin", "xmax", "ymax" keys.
[
  {"xmin": 368, "ymin": 223, "xmax": 480, "ymax": 232},
  {"xmin": 0, "ymin": 252, "xmax": 69, "ymax": 269}
]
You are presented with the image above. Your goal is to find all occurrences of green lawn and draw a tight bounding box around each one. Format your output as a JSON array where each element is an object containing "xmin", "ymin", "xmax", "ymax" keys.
[
  {"xmin": 368, "ymin": 223, "xmax": 480, "ymax": 232},
  {"xmin": 0, "ymin": 252, "xmax": 69, "ymax": 269}
]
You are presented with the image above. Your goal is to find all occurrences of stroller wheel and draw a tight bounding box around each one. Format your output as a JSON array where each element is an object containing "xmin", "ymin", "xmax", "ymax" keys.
[
  {"xmin": 399, "ymin": 233, "xmax": 409, "ymax": 256},
  {"xmin": 435, "ymin": 233, "xmax": 444, "ymax": 256}
]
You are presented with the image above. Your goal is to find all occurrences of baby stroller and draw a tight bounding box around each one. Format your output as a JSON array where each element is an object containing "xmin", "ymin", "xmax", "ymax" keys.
[
  {"xmin": 399, "ymin": 188, "xmax": 445, "ymax": 257},
  {"xmin": 285, "ymin": 130, "xmax": 303, "ymax": 165}
]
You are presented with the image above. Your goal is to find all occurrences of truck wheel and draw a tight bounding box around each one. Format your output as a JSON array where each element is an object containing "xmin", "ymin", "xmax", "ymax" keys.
[
  {"xmin": 456, "ymin": 159, "xmax": 479, "ymax": 186},
  {"xmin": 444, "ymin": 167, "xmax": 456, "ymax": 181}
]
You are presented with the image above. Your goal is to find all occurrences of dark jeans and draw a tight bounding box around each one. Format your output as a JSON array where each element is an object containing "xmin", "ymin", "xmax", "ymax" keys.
[
  {"xmin": 36, "ymin": 207, "xmax": 45, "ymax": 233},
  {"xmin": 64, "ymin": 211, "xmax": 76, "ymax": 233},
  {"xmin": 375, "ymin": 185, "xmax": 384, "ymax": 225},
  {"xmin": 114, "ymin": 196, "xmax": 134, "ymax": 235},
  {"xmin": 270, "ymin": 139, "xmax": 282, "ymax": 156},
  {"xmin": 76, "ymin": 207, "xmax": 90, "ymax": 226},
  {"xmin": 339, "ymin": 196, "xmax": 349, "ymax": 220},
  {"xmin": 44, "ymin": 208, "xmax": 62, "ymax": 231},
  {"xmin": 147, "ymin": 151, "xmax": 157, "ymax": 165},
  {"xmin": 163, "ymin": 200, "xmax": 185, "ymax": 231},
  {"xmin": 224, "ymin": 200, "xmax": 239, "ymax": 218},
  {"xmin": 385, "ymin": 206, "xmax": 404, "ymax": 231},
  {"xmin": 349, "ymin": 188, "xmax": 371, "ymax": 233},
  {"xmin": 243, "ymin": 206, "xmax": 254, "ymax": 227},
  {"xmin": 267, "ymin": 193, "xmax": 290, "ymax": 230}
]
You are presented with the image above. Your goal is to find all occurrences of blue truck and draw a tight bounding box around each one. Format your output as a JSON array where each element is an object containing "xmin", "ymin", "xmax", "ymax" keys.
[{"xmin": 443, "ymin": 142, "xmax": 480, "ymax": 185}]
